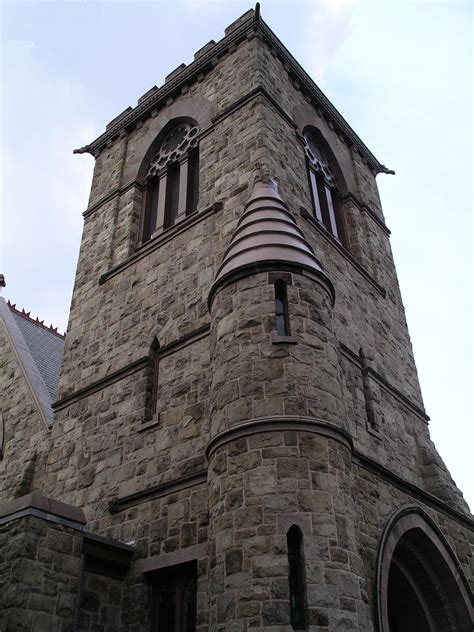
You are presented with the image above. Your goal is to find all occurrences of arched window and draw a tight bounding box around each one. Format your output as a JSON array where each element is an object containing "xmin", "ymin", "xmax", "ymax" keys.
[
  {"xmin": 274, "ymin": 280, "xmax": 290, "ymax": 337},
  {"xmin": 140, "ymin": 122, "xmax": 199, "ymax": 243},
  {"xmin": 303, "ymin": 129, "xmax": 347, "ymax": 246},
  {"xmin": 287, "ymin": 526, "xmax": 307, "ymax": 629}
]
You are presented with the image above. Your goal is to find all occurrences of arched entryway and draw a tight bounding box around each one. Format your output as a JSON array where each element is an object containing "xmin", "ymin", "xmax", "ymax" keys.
[{"xmin": 375, "ymin": 505, "xmax": 472, "ymax": 632}]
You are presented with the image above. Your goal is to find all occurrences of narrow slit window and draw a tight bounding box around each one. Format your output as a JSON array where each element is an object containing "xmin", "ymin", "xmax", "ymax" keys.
[
  {"xmin": 274, "ymin": 280, "xmax": 290, "ymax": 337},
  {"xmin": 287, "ymin": 526, "xmax": 307, "ymax": 630}
]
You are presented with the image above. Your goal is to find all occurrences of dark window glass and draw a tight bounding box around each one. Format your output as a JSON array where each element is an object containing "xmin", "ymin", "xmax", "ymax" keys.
[
  {"xmin": 164, "ymin": 163, "xmax": 180, "ymax": 229},
  {"xmin": 151, "ymin": 562, "xmax": 197, "ymax": 632},
  {"xmin": 304, "ymin": 129, "xmax": 347, "ymax": 248},
  {"xmin": 287, "ymin": 526, "xmax": 307, "ymax": 629},
  {"xmin": 186, "ymin": 150, "xmax": 199, "ymax": 215},
  {"xmin": 142, "ymin": 178, "xmax": 160, "ymax": 242},
  {"xmin": 275, "ymin": 280, "xmax": 290, "ymax": 337}
]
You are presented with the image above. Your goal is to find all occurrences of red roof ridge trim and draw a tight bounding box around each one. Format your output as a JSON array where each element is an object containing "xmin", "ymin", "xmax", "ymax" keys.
[{"xmin": 6, "ymin": 300, "xmax": 66, "ymax": 339}]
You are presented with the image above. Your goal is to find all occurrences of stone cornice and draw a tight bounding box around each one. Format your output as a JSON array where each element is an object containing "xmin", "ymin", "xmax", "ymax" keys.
[{"xmin": 73, "ymin": 10, "xmax": 391, "ymax": 174}]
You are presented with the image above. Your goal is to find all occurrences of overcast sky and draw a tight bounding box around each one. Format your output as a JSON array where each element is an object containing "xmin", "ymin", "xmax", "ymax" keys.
[{"xmin": 1, "ymin": 0, "xmax": 472, "ymax": 509}]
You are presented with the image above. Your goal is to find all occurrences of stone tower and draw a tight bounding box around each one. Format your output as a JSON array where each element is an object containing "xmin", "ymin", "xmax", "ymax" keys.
[{"xmin": 1, "ymin": 6, "xmax": 472, "ymax": 631}]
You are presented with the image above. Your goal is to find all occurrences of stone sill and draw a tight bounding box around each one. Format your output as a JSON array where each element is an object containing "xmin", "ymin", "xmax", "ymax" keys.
[
  {"xmin": 271, "ymin": 332, "xmax": 297, "ymax": 344},
  {"xmin": 138, "ymin": 415, "xmax": 161, "ymax": 432}
]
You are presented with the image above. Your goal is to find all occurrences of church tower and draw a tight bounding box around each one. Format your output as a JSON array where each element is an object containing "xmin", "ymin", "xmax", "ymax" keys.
[{"xmin": 1, "ymin": 6, "xmax": 471, "ymax": 631}]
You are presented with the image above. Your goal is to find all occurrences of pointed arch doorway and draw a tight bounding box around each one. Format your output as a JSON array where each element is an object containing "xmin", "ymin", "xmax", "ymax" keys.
[{"xmin": 375, "ymin": 506, "xmax": 472, "ymax": 632}]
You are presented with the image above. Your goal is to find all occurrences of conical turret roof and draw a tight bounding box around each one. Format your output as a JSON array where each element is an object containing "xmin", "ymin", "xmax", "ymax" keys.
[{"xmin": 210, "ymin": 179, "xmax": 326, "ymax": 301}]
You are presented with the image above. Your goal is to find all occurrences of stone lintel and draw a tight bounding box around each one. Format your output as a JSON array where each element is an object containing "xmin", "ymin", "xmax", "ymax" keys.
[
  {"xmin": 135, "ymin": 543, "xmax": 206, "ymax": 574},
  {"xmin": 83, "ymin": 531, "xmax": 135, "ymax": 578}
]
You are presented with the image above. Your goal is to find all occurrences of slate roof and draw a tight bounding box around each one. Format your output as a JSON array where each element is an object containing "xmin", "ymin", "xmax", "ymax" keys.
[{"xmin": 8, "ymin": 303, "xmax": 65, "ymax": 402}]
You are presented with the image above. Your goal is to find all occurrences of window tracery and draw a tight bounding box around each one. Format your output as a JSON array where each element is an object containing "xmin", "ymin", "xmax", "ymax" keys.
[
  {"xmin": 303, "ymin": 129, "xmax": 347, "ymax": 246},
  {"xmin": 140, "ymin": 122, "xmax": 200, "ymax": 243}
]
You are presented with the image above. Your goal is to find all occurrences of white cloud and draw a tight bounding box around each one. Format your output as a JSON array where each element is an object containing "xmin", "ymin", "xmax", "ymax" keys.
[{"xmin": 303, "ymin": 0, "xmax": 358, "ymax": 83}]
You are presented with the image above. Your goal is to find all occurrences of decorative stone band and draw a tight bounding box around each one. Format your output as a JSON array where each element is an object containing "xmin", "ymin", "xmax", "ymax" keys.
[
  {"xmin": 205, "ymin": 415, "xmax": 353, "ymax": 461},
  {"xmin": 208, "ymin": 179, "xmax": 335, "ymax": 307},
  {"xmin": 374, "ymin": 504, "xmax": 473, "ymax": 631}
]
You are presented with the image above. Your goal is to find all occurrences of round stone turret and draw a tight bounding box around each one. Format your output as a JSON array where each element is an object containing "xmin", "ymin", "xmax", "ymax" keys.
[{"xmin": 205, "ymin": 177, "xmax": 364, "ymax": 629}]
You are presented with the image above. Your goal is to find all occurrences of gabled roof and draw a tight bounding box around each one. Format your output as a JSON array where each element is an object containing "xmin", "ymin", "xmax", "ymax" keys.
[
  {"xmin": 0, "ymin": 298, "xmax": 65, "ymax": 426},
  {"xmin": 8, "ymin": 304, "xmax": 65, "ymax": 401}
]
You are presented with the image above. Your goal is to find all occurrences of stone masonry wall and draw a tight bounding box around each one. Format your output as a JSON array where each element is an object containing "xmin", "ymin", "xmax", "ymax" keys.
[
  {"xmin": 0, "ymin": 322, "xmax": 50, "ymax": 503},
  {"xmin": 0, "ymin": 515, "xmax": 82, "ymax": 631},
  {"xmin": 21, "ymin": 13, "xmax": 473, "ymax": 631}
]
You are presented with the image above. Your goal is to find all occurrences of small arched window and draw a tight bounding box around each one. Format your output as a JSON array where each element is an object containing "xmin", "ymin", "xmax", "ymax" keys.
[
  {"xmin": 274, "ymin": 280, "xmax": 290, "ymax": 337},
  {"xmin": 303, "ymin": 129, "xmax": 347, "ymax": 246},
  {"xmin": 287, "ymin": 526, "xmax": 307, "ymax": 629},
  {"xmin": 140, "ymin": 122, "xmax": 199, "ymax": 243}
]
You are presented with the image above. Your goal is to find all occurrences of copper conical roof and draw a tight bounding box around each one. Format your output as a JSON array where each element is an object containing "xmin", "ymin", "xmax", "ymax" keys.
[{"xmin": 211, "ymin": 179, "xmax": 325, "ymax": 299}]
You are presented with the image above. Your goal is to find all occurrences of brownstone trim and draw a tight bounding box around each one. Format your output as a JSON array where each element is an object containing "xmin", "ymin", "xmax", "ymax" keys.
[
  {"xmin": 83, "ymin": 531, "xmax": 134, "ymax": 578},
  {"xmin": 211, "ymin": 85, "xmax": 296, "ymax": 131},
  {"xmin": 340, "ymin": 343, "xmax": 430, "ymax": 423},
  {"xmin": 208, "ymin": 261, "xmax": 335, "ymax": 309},
  {"xmin": 205, "ymin": 416, "xmax": 472, "ymax": 530},
  {"xmin": 53, "ymin": 357, "xmax": 148, "ymax": 412},
  {"xmin": 98, "ymin": 201, "xmax": 222, "ymax": 285},
  {"xmin": 206, "ymin": 415, "xmax": 353, "ymax": 461},
  {"xmin": 339, "ymin": 192, "xmax": 391, "ymax": 236},
  {"xmin": 53, "ymin": 326, "xmax": 211, "ymax": 412},
  {"xmin": 374, "ymin": 505, "xmax": 473, "ymax": 631},
  {"xmin": 108, "ymin": 469, "xmax": 207, "ymax": 514},
  {"xmin": 0, "ymin": 491, "xmax": 86, "ymax": 525},
  {"xmin": 135, "ymin": 543, "xmax": 206, "ymax": 574},
  {"xmin": 83, "ymin": 180, "xmax": 143, "ymax": 218},
  {"xmin": 156, "ymin": 324, "xmax": 210, "ymax": 360},
  {"xmin": 354, "ymin": 455, "xmax": 473, "ymax": 529},
  {"xmin": 301, "ymin": 209, "xmax": 387, "ymax": 297}
]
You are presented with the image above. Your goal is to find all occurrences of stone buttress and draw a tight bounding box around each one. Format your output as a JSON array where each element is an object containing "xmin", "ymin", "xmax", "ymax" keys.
[{"xmin": 206, "ymin": 177, "xmax": 368, "ymax": 628}]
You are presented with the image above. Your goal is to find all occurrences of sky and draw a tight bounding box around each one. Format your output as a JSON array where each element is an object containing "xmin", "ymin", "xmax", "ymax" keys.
[{"xmin": 1, "ymin": 0, "xmax": 472, "ymax": 508}]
